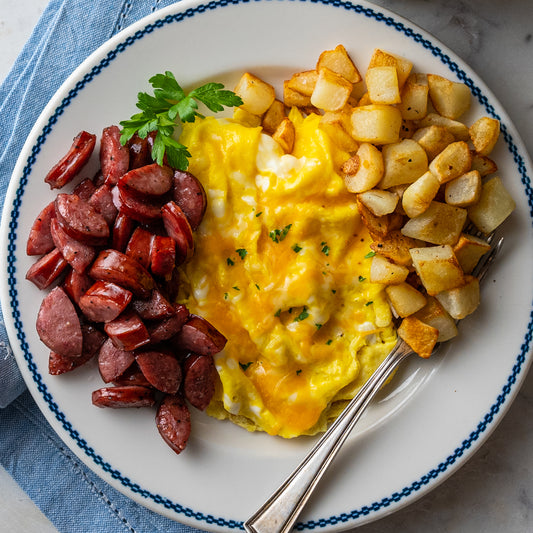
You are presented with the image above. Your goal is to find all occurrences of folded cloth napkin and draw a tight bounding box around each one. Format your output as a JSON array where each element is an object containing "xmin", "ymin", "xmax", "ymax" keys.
[{"xmin": 0, "ymin": 1, "xmax": 209, "ymax": 531}]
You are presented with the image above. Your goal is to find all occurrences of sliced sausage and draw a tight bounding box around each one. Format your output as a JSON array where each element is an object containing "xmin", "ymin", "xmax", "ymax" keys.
[
  {"xmin": 36, "ymin": 286, "xmax": 83, "ymax": 356},
  {"xmin": 100, "ymin": 125, "xmax": 130, "ymax": 186},
  {"xmin": 147, "ymin": 304, "xmax": 189, "ymax": 343},
  {"xmin": 111, "ymin": 212, "xmax": 135, "ymax": 252},
  {"xmin": 89, "ymin": 249, "xmax": 155, "ymax": 298},
  {"xmin": 45, "ymin": 131, "xmax": 96, "ymax": 189},
  {"xmin": 54, "ymin": 193, "xmax": 109, "ymax": 245},
  {"xmin": 183, "ymin": 353, "xmax": 216, "ymax": 411},
  {"xmin": 62, "ymin": 269, "xmax": 93, "ymax": 305},
  {"xmin": 136, "ymin": 349, "xmax": 182, "ymax": 394},
  {"xmin": 173, "ymin": 315, "xmax": 227, "ymax": 356},
  {"xmin": 150, "ymin": 235, "xmax": 175, "ymax": 278},
  {"xmin": 131, "ymin": 289, "xmax": 174, "ymax": 321},
  {"xmin": 26, "ymin": 202, "xmax": 55, "ymax": 256},
  {"xmin": 112, "ymin": 362, "xmax": 151, "ymax": 387},
  {"xmin": 156, "ymin": 394, "xmax": 191, "ymax": 454},
  {"xmin": 172, "ymin": 170, "xmax": 207, "ymax": 231},
  {"xmin": 88, "ymin": 184, "xmax": 118, "ymax": 226},
  {"xmin": 73, "ymin": 178, "xmax": 96, "ymax": 201},
  {"xmin": 114, "ymin": 185, "xmax": 163, "ymax": 223},
  {"xmin": 92, "ymin": 386, "xmax": 155, "ymax": 408},
  {"xmin": 97, "ymin": 337, "xmax": 135, "ymax": 383},
  {"xmin": 125, "ymin": 227, "xmax": 154, "ymax": 270},
  {"xmin": 26, "ymin": 248, "xmax": 69, "ymax": 290},
  {"xmin": 78, "ymin": 280, "xmax": 133, "ymax": 323},
  {"xmin": 118, "ymin": 163, "xmax": 173, "ymax": 197},
  {"xmin": 161, "ymin": 201, "xmax": 194, "ymax": 264},
  {"xmin": 127, "ymin": 134, "xmax": 151, "ymax": 170},
  {"xmin": 50, "ymin": 218, "xmax": 95, "ymax": 274},
  {"xmin": 104, "ymin": 309, "xmax": 150, "ymax": 351}
]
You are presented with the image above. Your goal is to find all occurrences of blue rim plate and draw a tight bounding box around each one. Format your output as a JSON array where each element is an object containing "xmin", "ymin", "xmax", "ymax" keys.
[{"xmin": 1, "ymin": 0, "xmax": 532, "ymax": 531}]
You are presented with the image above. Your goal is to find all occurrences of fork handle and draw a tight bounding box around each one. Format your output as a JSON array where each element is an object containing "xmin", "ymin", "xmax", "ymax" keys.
[{"xmin": 244, "ymin": 339, "xmax": 412, "ymax": 533}]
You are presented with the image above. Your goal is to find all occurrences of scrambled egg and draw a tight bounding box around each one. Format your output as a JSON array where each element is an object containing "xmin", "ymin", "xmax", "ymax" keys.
[{"xmin": 178, "ymin": 109, "xmax": 397, "ymax": 438}]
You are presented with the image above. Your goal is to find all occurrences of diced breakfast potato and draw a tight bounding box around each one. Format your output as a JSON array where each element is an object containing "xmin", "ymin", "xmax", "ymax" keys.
[
  {"xmin": 411, "ymin": 125, "xmax": 455, "ymax": 161},
  {"xmin": 356, "ymin": 197, "xmax": 402, "ymax": 240},
  {"xmin": 369, "ymin": 230, "xmax": 419, "ymax": 267},
  {"xmin": 401, "ymin": 201, "xmax": 467, "ymax": 245},
  {"xmin": 410, "ymin": 245, "xmax": 465, "ymax": 295},
  {"xmin": 470, "ymin": 151, "xmax": 498, "ymax": 177},
  {"xmin": 402, "ymin": 170, "xmax": 441, "ymax": 218},
  {"xmin": 272, "ymin": 117, "xmax": 295, "ymax": 153},
  {"xmin": 358, "ymin": 189, "xmax": 399, "ymax": 216},
  {"xmin": 368, "ymin": 49, "xmax": 413, "ymax": 89},
  {"xmin": 444, "ymin": 170, "xmax": 482, "ymax": 207},
  {"xmin": 468, "ymin": 176, "xmax": 516, "ymax": 234},
  {"xmin": 435, "ymin": 275, "xmax": 480, "ymax": 320},
  {"xmin": 398, "ymin": 73, "xmax": 429, "ymax": 120},
  {"xmin": 262, "ymin": 99, "xmax": 287, "ymax": 135},
  {"xmin": 283, "ymin": 80, "xmax": 312, "ymax": 108},
  {"xmin": 427, "ymin": 74, "xmax": 471, "ymax": 120},
  {"xmin": 453, "ymin": 233, "xmax": 491, "ymax": 274},
  {"xmin": 319, "ymin": 111, "xmax": 359, "ymax": 152},
  {"xmin": 379, "ymin": 139, "xmax": 429, "ymax": 188},
  {"xmin": 234, "ymin": 72, "xmax": 276, "ymax": 116},
  {"xmin": 386, "ymin": 282, "xmax": 427, "ymax": 317},
  {"xmin": 365, "ymin": 66, "xmax": 401, "ymax": 105},
  {"xmin": 429, "ymin": 141, "xmax": 472, "ymax": 184},
  {"xmin": 341, "ymin": 143, "xmax": 384, "ymax": 193},
  {"xmin": 370, "ymin": 254, "xmax": 409, "ymax": 284},
  {"xmin": 317, "ymin": 44, "xmax": 362, "ymax": 84},
  {"xmin": 469, "ymin": 117, "xmax": 500, "ymax": 156},
  {"xmin": 418, "ymin": 113, "xmax": 470, "ymax": 141},
  {"xmin": 233, "ymin": 107, "xmax": 262, "ymax": 128},
  {"xmin": 414, "ymin": 297, "xmax": 458, "ymax": 342},
  {"xmin": 311, "ymin": 67, "xmax": 353, "ymax": 112},
  {"xmin": 286, "ymin": 70, "xmax": 318, "ymax": 96},
  {"xmin": 351, "ymin": 104, "xmax": 402, "ymax": 144},
  {"xmin": 397, "ymin": 316, "xmax": 439, "ymax": 359}
]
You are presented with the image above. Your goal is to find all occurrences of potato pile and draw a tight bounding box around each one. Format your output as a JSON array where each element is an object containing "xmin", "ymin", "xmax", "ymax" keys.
[{"xmin": 232, "ymin": 45, "xmax": 515, "ymax": 359}]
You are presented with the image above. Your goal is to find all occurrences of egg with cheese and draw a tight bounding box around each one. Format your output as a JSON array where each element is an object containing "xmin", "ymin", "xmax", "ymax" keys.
[{"xmin": 178, "ymin": 109, "xmax": 397, "ymax": 438}]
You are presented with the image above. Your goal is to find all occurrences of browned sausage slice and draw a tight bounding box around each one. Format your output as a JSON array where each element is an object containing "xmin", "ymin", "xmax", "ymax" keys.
[
  {"xmin": 183, "ymin": 353, "xmax": 216, "ymax": 411},
  {"xmin": 136, "ymin": 349, "xmax": 182, "ymax": 394},
  {"xmin": 36, "ymin": 286, "xmax": 83, "ymax": 356},
  {"xmin": 131, "ymin": 289, "xmax": 175, "ymax": 321},
  {"xmin": 73, "ymin": 178, "xmax": 96, "ymax": 201},
  {"xmin": 92, "ymin": 386, "xmax": 155, "ymax": 408},
  {"xmin": 114, "ymin": 185, "xmax": 163, "ymax": 223},
  {"xmin": 88, "ymin": 184, "xmax": 118, "ymax": 226},
  {"xmin": 156, "ymin": 394, "xmax": 191, "ymax": 454},
  {"xmin": 147, "ymin": 304, "xmax": 189, "ymax": 343},
  {"xmin": 125, "ymin": 227, "xmax": 154, "ymax": 270},
  {"xmin": 118, "ymin": 163, "xmax": 173, "ymax": 197},
  {"xmin": 26, "ymin": 248, "xmax": 69, "ymax": 290},
  {"xmin": 127, "ymin": 134, "xmax": 151, "ymax": 170},
  {"xmin": 150, "ymin": 235, "xmax": 175, "ymax": 278},
  {"xmin": 26, "ymin": 202, "xmax": 55, "ymax": 256},
  {"xmin": 89, "ymin": 249, "xmax": 155, "ymax": 298},
  {"xmin": 45, "ymin": 131, "xmax": 96, "ymax": 189},
  {"xmin": 173, "ymin": 315, "xmax": 227, "ymax": 356},
  {"xmin": 54, "ymin": 193, "xmax": 109, "ymax": 245},
  {"xmin": 100, "ymin": 125, "xmax": 130, "ymax": 186},
  {"xmin": 97, "ymin": 338, "xmax": 135, "ymax": 383},
  {"xmin": 62, "ymin": 269, "xmax": 93, "ymax": 305},
  {"xmin": 161, "ymin": 201, "xmax": 194, "ymax": 264},
  {"xmin": 172, "ymin": 170, "xmax": 207, "ymax": 231},
  {"xmin": 111, "ymin": 212, "xmax": 135, "ymax": 252},
  {"xmin": 112, "ymin": 362, "xmax": 151, "ymax": 387},
  {"xmin": 50, "ymin": 218, "xmax": 95, "ymax": 274},
  {"xmin": 79, "ymin": 280, "xmax": 133, "ymax": 323},
  {"xmin": 104, "ymin": 310, "xmax": 150, "ymax": 351}
]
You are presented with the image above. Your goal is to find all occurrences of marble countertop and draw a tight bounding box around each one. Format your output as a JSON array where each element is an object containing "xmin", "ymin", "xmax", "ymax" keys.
[{"xmin": 0, "ymin": 1, "xmax": 531, "ymax": 532}]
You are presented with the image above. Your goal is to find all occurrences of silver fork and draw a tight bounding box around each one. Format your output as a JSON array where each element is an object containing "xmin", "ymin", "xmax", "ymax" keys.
[{"xmin": 244, "ymin": 235, "xmax": 504, "ymax": 533}]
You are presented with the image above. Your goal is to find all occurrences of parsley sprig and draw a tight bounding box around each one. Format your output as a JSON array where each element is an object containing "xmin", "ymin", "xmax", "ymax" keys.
[{"xmin": 119, "ymin": 71, "xmax": 243, "ymax": 170}]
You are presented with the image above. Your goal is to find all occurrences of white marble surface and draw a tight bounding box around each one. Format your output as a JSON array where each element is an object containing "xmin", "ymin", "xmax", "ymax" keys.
[{"xmin": 0, "ymin": 1, "xmax": 532, "ymax": 532}]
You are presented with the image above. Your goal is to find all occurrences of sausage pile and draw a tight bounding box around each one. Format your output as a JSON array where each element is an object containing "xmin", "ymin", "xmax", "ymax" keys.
[{"xmin": 26, "ymin": 126, "xmax": 227, "ymax": 454}]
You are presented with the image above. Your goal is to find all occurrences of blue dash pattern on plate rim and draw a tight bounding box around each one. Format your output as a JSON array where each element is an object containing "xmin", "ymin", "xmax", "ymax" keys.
[{"xmin": 5, "ymin": 0, "xmax": 533, "ymax": 530}]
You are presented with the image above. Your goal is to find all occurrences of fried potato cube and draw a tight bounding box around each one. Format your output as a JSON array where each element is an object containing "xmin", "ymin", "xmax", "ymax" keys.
[
  {"xmin": 262, "ymin": 99, "xmax": 286, "ymax": 135},
  {"xmin": 402, "ymin": 201, "xmax": 467, "ymax": 245},
  {"xmin": 319, "ymin": 111, "xmax": 359, "ymax": 152},
  {"xmin": 310, "ymin": 67, "xmax": 353, "ymax": 112},
  {"xmin": 379, "ymin": 139, "xmax": 429, "ymax": 189},
  {"xmin": 399, "ymin": 119, "xmax": 417, "ymax": 139},
  {"xmin": 233, "ymin": 107, "xmax": 262, "ymax": 127},
  {"xmin": 414, "ymin": 297, "xmax": 458, "ymax": 342},
  {"xmin": 399, "ymin": 73, "xmax": 429, "ymax": 120},
  {"xmin": 418, "ymin": 113, "xmax": 470, "ymax": 141},
  {"xmin": 402, "ymin": 170, "xmax": 441, "ymax": 218},
  {"xmin": 427, "ymin": 74, "xmax": 471, "ymax": 119},
  {"xmin": 444, "ymin": 170, "xmax": 481, "ymax": 207},
  {"xmin": 411, "ymin": 125, "xmax": 455, "ymax": 161},
  {"xmin": 370, "ymin": 230, "xmax": 419, "ymax": 267},
  {"xmin": 350, "ymin": 104, "xmax": 402, "ymax": 144},
  {"xmin": 341, "ymin": 143, "xmax": 385, "ymax": 193},
  {"xmin": 398, "ymin": 316, "xmax": 439, "ymax": 358},
  {"xmin": 429, "ymin": 141, "xmax": 472, "ymax": 184},
  {"xmin": 358, "ymin": 189, "xmax": 399, "ymax": 216},
  {"xmin": 368, "ymin": 49, "xmax": 413, "ymax": 89},
  {"xmin": 467, "ymin": 176, "xmax": 516, "ymax": 233},
  {"xmin": 286, "ymin": 70, "xmax": 318, "ymax": 97},
  {"xmin": 386, "ymin": 282, "xmax": 427, "ymax": 317},
  {"xmin": 283, "ymin": 80, "xmax": 312, "ymax": 108},
  {"xmin": 435, "ymin": 275, "xmax": 480, "ymax": 320},
  {"xmin": 234, "ymin": 72, "xmax": 276, "ymax": 116},
  {"xmin": 370, "ymin": 254, "xmax": 409, "ymax": 284},
  {"xmin": 365, "ymin": 66, "xmax": 401, "ymax": 105},
  {"xmin": 410, "ymin": 245, "xmax": 465, "ymax": 295},
  {"xmin": 317, "ymin": 44, "xmax": 362, "ymax": 84},
  {"xmin": 356, "ymin": 197, "xmax": 404, "ymax": 240},
  {"xmin": 469, "ymin": 116, "xmax": 500, "ymax": 156},
  {"xmin": 272, "ymin": 118, "xmax": 295, "ymax": 154},
  {"xmin": 470, "ymin": 151, "xmax": 498, "ymax": 177},
  {"xmin": 453, "ymin": 233, "xmax": 491, "ymax": 274}
]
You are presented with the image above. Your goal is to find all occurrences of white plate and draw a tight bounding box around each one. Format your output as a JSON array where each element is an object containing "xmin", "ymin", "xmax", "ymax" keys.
[{"xmin": 1, "ymin": 0, "xmax": 533, "ymax": 531}]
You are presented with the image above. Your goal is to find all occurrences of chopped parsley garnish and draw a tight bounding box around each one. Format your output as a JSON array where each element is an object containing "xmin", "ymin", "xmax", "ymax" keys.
[
  {"xmin": 365, "ymin": 301, "xmax": 374, "ymax": 306},
  {"xmin": 315, "ymin": 323, "xmax": 323, "ymax": 330},
  {"xmin": 359, "ymin": 275, "xmax": 366, "ymax": 282},
  {"xmin": 292, "ymin": 243, "xmax": 302, "ymax": 253},
  {"xmin": 293, "ymin": 307, "xmax": 310, "ymax": 322},
  {"xmin": 236, "ymin": 248, "xmax": 247, "ymax": 260},
  {"xmin": 365, "ymin": 251, "xmax": 376, "ymax": 258},
  {"xmin": 255, "ymin": 211, "xmax": 263, "ymax": 217},
  {"xmin": 224, "ymin": 292, "xmax": 228, "ymax": 300},
  {"xmin": 321, "ymin": 243, "xmax": 330, "ymax": 256},
  {"xmin": 326, "ymin": 339, "xmax": 333, "ymax": 345},
  {"xmin": 239, "ymin": 362, "xmax": 253, "ymax": 371},
  {"xmin": 226, "ymin": 257, "xmax": 235, "ymax": 266},
  {"xmin": 269, "ymin": 224, "xmax": 292, "ymax": 243},
  {"xmin": 274, "ymin": 308, "xmax": 281, "ymax": 317},
  {"xmin": 119, "ymin": 71, "xmax": 242, "ymax": 170},
  {"xmin": 255, "ymin": 283, "xmax": 261, "ymax": 290},
  {"xmin": 296, "ymin": 369, "xmax": 302, "ymax": 376},
  {"xmin": 331, "ymin": 289, "xmax": 336, "ymax": 294},
  {"xmin": 232, "ymin": 286, "xmax": 240, "ymax": 291}
]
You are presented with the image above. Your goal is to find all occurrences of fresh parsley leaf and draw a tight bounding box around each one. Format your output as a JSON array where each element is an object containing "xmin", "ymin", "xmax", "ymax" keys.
[
  {"xmin": 236, "ymin": 248, "xmax": 247, "ymax": 260},
  {"xmin": 292, "ymin": 243, "xmax": 302, "ymax": 253},
  {"xmin": 269, "ymin": 224, "xmax": 292, "ymax": 243},
  {"xmin": 365, "ymin": 251, "xmax": 376, "ymax": 258},
  {"xmin": 239, "ymin": 361, "xmax": 253, "ymax": 372},
  {"xmin": 293, "ymin": 307, "xmax": 309, "ymax": 322}
]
